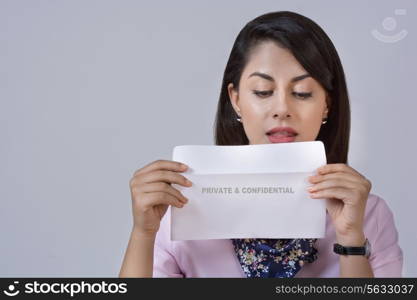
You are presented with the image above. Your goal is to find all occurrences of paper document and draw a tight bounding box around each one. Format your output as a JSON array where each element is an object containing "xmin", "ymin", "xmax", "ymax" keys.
[{"xmin": 171, "ymin": 141, "xmax": 327, "ymax": 241}]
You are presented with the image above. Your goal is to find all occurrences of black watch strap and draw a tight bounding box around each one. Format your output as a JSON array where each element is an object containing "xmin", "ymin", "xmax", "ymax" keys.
[
  {"xmin": 333, "ymin": 243, "xmax": 366, "ymax": 255},
  {"xmin": 333, "ymin": 238, "xmax": 370, "ymax": 257}
]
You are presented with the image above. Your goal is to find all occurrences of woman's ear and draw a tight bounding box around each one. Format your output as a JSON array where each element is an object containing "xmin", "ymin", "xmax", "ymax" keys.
[
  {"xmin": 228, "ymin": 83, "xmax": 241, "ymax": 116},
  {"xmin": 324, "ymin": 94, "xmax": 331, "ymax": 118}
]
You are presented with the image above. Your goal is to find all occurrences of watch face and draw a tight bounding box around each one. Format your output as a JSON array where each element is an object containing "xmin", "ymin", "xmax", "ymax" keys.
[{"xmin": 365, "ymin": 239, "xmax": 372, "ymax": 258}]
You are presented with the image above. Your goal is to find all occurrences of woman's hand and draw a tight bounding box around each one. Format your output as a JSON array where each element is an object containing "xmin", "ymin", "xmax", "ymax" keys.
[
  {"xmin": 129, "ymin": 159, "xmax": 192, "ymax": 237},
  {"xmin": 307, "ymin": 163, "xmax": 372, "ymax": 245}
]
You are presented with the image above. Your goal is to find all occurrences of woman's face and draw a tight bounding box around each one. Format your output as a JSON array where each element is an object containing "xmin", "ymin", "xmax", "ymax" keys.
[{"xmin": 228, "ymin": 41, "xmax": 329, "ymax": 145}]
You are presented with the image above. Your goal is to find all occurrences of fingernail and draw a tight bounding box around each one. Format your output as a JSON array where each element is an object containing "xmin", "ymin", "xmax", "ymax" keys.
[
  {"xmin": 181, "ymin": 164, "xmax": 188, "ymax": 170},
  {"xmin": 186, "ymin": 179, "xmax": 192, "ymax": 186}
]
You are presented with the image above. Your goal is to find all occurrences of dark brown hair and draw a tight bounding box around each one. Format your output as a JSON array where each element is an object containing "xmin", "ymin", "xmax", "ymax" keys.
[{"xmin": 213, "ymin": 11, "xmax": 350, "ymax": 164}]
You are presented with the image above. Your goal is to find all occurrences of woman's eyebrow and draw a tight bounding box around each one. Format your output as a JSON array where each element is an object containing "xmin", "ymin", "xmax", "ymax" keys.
[
  {"xmin": 248, "ymin": 72, "xmax": 275, "ymax": 82},
  {"xmin": 248, "ymin": 72, "xmax": 311, "ymax": 82},
  {"xmin": 291, "ymin": 74, "xmax": 311, "ymax": 82}
]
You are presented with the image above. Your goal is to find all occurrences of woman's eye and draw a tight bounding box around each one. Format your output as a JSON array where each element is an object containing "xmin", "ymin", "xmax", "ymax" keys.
[
  {"xmin": 253, "ymin": 90, "xmax": 273, "ymax": 98},
  {"xmin": 292, "ymin": 92, "xmax": 312, "ymax": 99}
]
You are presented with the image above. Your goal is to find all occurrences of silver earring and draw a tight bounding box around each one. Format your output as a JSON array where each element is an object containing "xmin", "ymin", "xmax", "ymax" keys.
[
  {"xmin": 236, "ymin": 112, "xmax": 241, "ymax": 122},
  {"xmin": 322, "ymin": 118, "xmax": 327, "ymax": 124}
]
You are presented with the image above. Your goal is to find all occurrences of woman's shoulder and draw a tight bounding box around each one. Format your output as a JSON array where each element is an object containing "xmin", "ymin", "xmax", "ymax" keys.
[
  {"xmin": 365, "ymin": 192, "xmax": 395, "ymax": 219},
  {"xmin": 364, "ymin": 192, "xmax": 400, "ymax": 245},
  {"xmin": 364, "ymin": 193, "xmax": 403, "ymax": 276}
]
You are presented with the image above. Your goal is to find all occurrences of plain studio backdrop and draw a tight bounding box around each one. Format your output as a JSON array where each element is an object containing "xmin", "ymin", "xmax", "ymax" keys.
[{"xmin": 1, "ymin": 0, "xmax": 416, "ymax": 277}]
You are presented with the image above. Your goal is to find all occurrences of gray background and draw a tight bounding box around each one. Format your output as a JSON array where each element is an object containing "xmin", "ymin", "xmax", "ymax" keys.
[{"xmin": 1, "ymin": 0, "xmax": 416, "ymax": 276}]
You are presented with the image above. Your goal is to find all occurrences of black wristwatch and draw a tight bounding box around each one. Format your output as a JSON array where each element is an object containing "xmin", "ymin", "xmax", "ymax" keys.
[{"xmin": 333, "ymin": 238, "xmax": 371, "ymax": 258}]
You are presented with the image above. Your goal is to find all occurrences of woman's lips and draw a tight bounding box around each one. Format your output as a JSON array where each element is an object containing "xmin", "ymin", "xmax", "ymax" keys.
[{"xmin": 267, "ymin": 133, "xmax": 297, "ymax": 143}]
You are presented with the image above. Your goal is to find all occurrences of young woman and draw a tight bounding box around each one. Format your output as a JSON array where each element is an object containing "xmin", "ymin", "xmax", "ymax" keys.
[{"xmin": 119, "ymin": 11, "xmax": 403, "ymax": 278}]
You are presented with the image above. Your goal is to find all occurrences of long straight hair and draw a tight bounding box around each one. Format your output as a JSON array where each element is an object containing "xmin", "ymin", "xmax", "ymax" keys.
[{"xmin": 213, "ymin": 11, "xmax": 350, "ymax": 164}]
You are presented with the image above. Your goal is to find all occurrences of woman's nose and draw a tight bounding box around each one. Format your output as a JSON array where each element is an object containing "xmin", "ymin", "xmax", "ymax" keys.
[{"xmin": 270, "ymin": 91, "xmax": 292, "ymax": 119}]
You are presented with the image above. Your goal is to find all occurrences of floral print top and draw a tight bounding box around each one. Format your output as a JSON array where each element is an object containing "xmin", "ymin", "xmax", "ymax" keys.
[{"xmin": 231, "ymin": 238, "xmax": 318, "ymax": 278}]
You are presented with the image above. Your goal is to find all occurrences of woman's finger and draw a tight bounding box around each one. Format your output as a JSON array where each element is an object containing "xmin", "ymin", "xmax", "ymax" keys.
[
  {"xmin": 133, "ymin": 159, "xmax": 188, "ymax": 177},
  {"xmin": 132, "ymin": 169, "xmax": 192, "ymax": 188},
  {"xmin": 309, "ymin": 187, "xmax": 357, "ymax": 205},
  {"xmin": 141, "ymin": 192, "xmax": 185, "ymax": 210},
  {"xmin": 317, "ymin": 163, "xmax": 363, "ymax": 178},
  {"xmin": 308, "ymin": 172, "xmax": 362, "ymax": 186},
  {"xmin": 307, "ymin": 177, "xmax": 357, "ymax": 193},
  {"xmin": 140, "ymin": 182, "xmax": 189, "ymax": 203},
  {"xmin": 145, "ymin": 170, "xmax": 192, "ymax": 186}
]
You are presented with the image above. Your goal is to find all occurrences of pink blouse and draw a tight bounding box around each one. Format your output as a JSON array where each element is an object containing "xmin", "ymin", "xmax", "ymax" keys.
[{"xmin": 152, "ymin": 193, "xmax": 403, "ymax": 277}]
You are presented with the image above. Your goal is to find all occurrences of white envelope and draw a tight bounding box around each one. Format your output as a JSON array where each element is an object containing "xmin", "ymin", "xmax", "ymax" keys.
[{"xmin": 171, "ymin": 141, "xmax": 327, "ymax": 241}]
